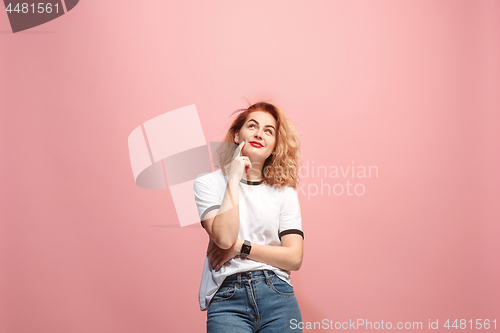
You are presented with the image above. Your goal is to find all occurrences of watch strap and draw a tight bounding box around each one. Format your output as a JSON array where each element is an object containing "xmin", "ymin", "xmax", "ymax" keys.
[{"xmin": 240, "ymin": 240, "xmax": 251, "ymax": 259}]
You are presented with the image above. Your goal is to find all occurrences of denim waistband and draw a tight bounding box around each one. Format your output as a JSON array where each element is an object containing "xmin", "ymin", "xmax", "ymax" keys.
[{"xmin": 224, "ymin": 270, "xmax": 276, "ymax": 284}]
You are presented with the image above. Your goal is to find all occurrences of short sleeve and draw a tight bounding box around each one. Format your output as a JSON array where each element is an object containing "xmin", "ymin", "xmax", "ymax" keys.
[
  {"xmin": 278, "ymin": 187, "xmax": 304, "ymax": 240},
  {"xmin": 193, "ymin": 174, "xmax": 222, "ymax": 227}
]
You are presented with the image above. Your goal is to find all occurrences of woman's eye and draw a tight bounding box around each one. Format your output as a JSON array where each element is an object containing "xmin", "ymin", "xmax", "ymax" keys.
[{"xmin": 248, "ymin": 124, "xmax": 272, "ymax": 134}]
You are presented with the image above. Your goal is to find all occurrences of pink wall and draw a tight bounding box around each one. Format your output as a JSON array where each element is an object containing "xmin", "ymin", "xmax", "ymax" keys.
[{"xmin": 1, "ymin": 1, "xmax": 499, "ymax": 332}]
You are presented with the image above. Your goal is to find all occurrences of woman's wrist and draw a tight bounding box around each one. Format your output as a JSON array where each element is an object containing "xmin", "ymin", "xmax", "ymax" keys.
[
  {"xmin": 233, "ymin": 239, "xmax": 244, "ymax": 257},
  {"xmin": 228, "ymin": 174, "xmax": 241, "ymax": 184}
]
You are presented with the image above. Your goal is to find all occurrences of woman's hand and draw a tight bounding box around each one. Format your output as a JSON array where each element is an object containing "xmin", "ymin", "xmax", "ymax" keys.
[
  {"xmin": 227, "ymin": 141, "xmax": 252, "ymax": 181},
  {"xmin": 207, "ymin": 239, "xmax": 243, "ymax": 271}
]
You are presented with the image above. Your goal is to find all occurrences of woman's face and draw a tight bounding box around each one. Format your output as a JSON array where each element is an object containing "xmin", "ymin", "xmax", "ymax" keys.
[{"xmin": 235, "ymin": 110, "xmax": 277, "ymax": 162}]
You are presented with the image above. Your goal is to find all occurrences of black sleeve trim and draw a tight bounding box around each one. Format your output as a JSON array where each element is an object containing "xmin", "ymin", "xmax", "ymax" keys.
[
  {"xmin": 200, "ymin": 205, "xmax": 221, "ymax": 229},
  {"xmin": 279, "ymin": 229, "xmax": 304, "ymax": 240}
]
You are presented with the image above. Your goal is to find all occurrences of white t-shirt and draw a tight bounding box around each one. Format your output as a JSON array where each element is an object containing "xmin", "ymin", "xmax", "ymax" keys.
[{"xmin": 193, "ymin": 168, "xmax": 304, "ymax": 311}]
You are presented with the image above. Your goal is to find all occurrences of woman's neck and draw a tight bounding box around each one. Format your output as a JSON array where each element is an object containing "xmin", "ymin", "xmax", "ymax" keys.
[
  {"xmin": 245, "ymin": 158, "xmax": 265, "ymax": 181},
  {"xmin": 242, "ymin": 170, "xmax": 264, "ymax": 182}
]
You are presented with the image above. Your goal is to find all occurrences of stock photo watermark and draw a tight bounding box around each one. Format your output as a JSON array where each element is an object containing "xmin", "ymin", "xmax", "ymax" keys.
[
  {"xmin": 290, "ymin": 318, "xmax": 497, "ymax": 330},
  {"xmin": 3, "ymin": 0, "xmax": 79, "ymax": 33},
  {"xmin": 252, "ymin": 160, "xmax": 379, "ymax": 200},
  {"xmin": 128, "ymin": 104, "xmax": 381, "ymax": 225}
]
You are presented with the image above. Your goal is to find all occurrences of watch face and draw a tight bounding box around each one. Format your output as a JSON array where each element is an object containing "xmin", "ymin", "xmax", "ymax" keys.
[{"xmin": 241, "ymin": 244, "xmax": 251, "ymax": 254}]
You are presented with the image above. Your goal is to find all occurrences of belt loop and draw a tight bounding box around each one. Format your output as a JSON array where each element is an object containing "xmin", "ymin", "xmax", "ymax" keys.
[
  {"xmin": 237, "ymin": 272, "xmax": 241, "ymax": 285},
  {"xmin": 263, "ymin": 270, "xmax": 271, "ymax": 283}
]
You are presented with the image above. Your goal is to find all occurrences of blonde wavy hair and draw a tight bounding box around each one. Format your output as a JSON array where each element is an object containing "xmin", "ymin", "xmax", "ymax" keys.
[{"xmin": 215, "ymin": 101, "xmax": 302, "ymax": 189}]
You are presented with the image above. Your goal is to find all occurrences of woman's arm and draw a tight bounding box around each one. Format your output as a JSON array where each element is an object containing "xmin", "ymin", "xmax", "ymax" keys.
[
  {"xmin": 202, "ymin": 175, "xmax": 241, "ymax": 249},
  {"xmin": 245, "ymin": 234, "xmax": 303, "ymax": 271},
  {"xmin": 202, "ymin": 142, "xmax": 251, "ymax": 249},
  {"xmin": 208, "ymin": 234, "xmax": 303, "ymax": 272}
]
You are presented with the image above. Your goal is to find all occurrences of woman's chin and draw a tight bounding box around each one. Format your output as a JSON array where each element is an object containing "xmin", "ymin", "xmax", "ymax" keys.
[{"xmin": 244, "ymin": 152, "xmax": 267, "ymax": 162}]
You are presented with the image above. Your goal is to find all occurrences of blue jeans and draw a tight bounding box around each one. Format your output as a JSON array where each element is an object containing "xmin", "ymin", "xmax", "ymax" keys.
[{"xmin": 206, "ymin": 270, "xmax": 302, "ymax": 332}]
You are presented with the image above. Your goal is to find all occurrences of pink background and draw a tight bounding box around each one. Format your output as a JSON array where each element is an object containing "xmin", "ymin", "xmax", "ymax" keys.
[{"xmin": 1, "ymin": 1, "xmax": 499, "ymax": 332}]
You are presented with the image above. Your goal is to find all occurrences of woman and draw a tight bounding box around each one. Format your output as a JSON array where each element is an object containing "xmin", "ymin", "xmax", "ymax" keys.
[{"xmin": 193, "ymin": 101, "xmax": 304, "ymax": 332}]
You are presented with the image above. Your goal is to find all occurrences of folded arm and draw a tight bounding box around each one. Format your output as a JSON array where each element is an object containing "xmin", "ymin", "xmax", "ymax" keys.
[{"xmin": 207, "ymin": 233, "xmax": 303, "ymax": 272}]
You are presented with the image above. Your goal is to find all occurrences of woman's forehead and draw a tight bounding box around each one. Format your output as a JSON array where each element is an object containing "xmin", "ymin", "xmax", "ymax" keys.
[{"xmin": 245, "ymin": 110, "xmax": 276, "ymax": 125}]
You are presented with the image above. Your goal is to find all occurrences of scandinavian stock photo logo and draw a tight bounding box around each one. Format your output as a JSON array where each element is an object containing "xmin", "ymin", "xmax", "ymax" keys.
[{"xmin": 128, "ymin": 105, "xmax": 380, "ymax": 227}]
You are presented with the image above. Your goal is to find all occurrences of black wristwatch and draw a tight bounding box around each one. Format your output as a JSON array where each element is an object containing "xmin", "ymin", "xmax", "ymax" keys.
[{"xmin": 240, "ymin": 240, "xmax": 251, "ymax": 259}]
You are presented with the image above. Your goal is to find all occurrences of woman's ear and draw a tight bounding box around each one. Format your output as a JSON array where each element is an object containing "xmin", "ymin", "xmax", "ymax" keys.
[{"xmin": 234, "ymin": 132, "xmax": 239, "ymax": 144}]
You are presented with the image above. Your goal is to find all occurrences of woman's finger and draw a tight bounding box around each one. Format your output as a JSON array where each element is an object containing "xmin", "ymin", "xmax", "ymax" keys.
[
  {"xmin": 232, "ymin": 140, "xmax": 245, "ymax": 159},
  {"xmin": 212, "ymin": 256, "xmax": 220, "ymax": 271}
]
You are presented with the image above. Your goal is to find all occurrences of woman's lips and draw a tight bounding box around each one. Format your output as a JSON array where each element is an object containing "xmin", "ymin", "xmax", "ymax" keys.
[{"xmin": 250, "ymin": 142, "xmax": 263, "ymax": 148}]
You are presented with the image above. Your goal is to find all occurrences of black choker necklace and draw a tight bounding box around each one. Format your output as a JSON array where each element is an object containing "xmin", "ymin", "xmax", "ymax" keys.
[{"xmin": 240, "ymin": 178, "xmax": 264, "ymax": 185}]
